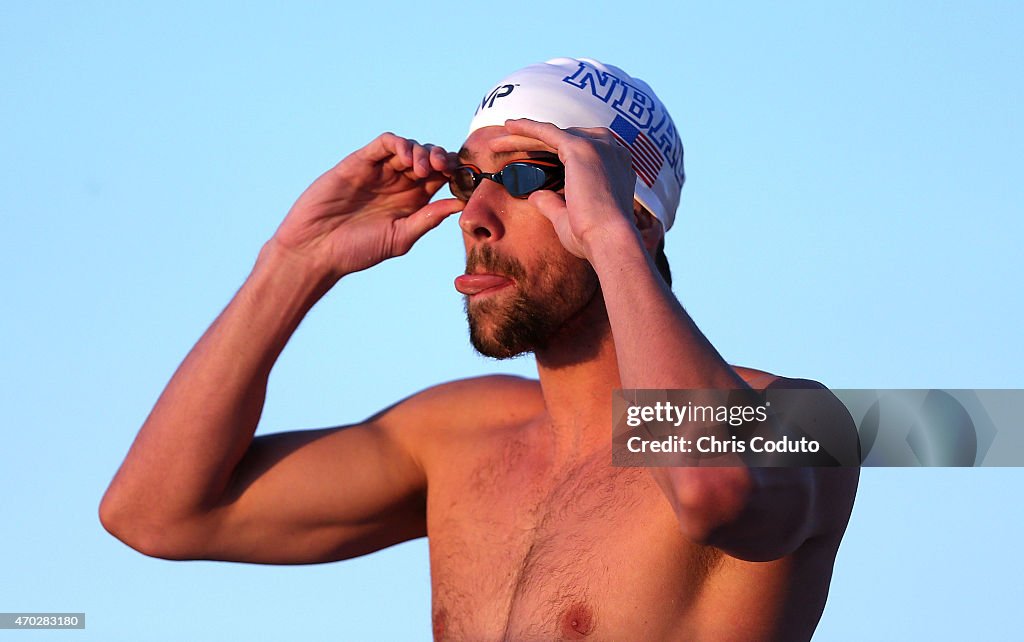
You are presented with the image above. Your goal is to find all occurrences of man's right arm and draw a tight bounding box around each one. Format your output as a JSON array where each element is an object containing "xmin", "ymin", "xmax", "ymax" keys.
[{"xmin": 99, "ymin": 134, "xmax": 464, "ymax": 564}]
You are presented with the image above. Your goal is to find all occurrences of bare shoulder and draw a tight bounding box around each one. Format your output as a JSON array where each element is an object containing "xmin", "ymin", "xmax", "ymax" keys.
[
  {"xmin": 373, "ymin": 374, "xmax": 543, "ymax": 429},
  {"xmin": 733, "ymin": 365, "xmax": 846, "ymax": 404},
  {"xmin": 373, "ymin": 374, "xmax": 545, "ymax": 468},
  {"xmin": 733, "ymin": 365, "xmax": 860, "ymax": 540},
  {"xmin": 732, "ymin": 365, "xmax": 833, "ymax": 392},
  {"xmin": 731, "ymin": 365, "xmax": 783, "ymax": 390}
]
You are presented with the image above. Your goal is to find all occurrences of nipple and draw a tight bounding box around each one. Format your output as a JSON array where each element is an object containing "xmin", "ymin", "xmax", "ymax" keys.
[{"xmin": 560, "ymin": 602, "xmax": 595, "ymax": 639}]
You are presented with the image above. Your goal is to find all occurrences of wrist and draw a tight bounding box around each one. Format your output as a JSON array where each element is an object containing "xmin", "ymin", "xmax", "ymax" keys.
[
  {"xmin": 254, "ymin": 237, "xmax": 339, "ymax": 308},
  {"xmin": 582, "ymin": 220, "xmax": 647, "ymax": 274}
]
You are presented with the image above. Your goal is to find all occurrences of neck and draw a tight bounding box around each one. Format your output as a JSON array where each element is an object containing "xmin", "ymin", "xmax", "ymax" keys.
[{"xmin": 533, "ymin": 294, "xmax": 622, "ymax": 463}]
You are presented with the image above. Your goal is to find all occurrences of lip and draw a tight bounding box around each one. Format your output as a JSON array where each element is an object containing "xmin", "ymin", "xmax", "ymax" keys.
[{"xmin": 454, "ymin": 273, "xmax": 514, "ymax": 297}]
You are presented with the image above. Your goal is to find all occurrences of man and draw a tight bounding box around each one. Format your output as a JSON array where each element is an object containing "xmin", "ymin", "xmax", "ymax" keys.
[{"xmin": 101, "ymin": 58, "xmax": 858, "ymax": 640}]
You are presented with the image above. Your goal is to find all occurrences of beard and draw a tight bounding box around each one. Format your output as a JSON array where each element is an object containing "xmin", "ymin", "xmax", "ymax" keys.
[{"xmin": 464, "ymin": 244, "xmax": 599, "ymax": 359}]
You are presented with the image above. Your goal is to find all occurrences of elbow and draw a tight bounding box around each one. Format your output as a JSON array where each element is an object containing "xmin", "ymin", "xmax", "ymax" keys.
[
  {"xmin": 98, "ymin": 492, "xmax": 200, "ymax": 561},
  {"xmin": 671, "ymin": 467, "xmax": 815, "ymax": 562},
  {"xmin": 98, "ymin": 486, "xmax": 131, "ymax": 544},
  {"xmin": 671, "ymin": 467, "xmax": 754, "ymax": 547},
  {"xmin": 98, "ymin": 494, "xmax": 160, "ymax": 557}
]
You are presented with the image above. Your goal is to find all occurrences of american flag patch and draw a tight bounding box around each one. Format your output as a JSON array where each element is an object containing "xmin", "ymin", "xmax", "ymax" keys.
[{"xmin": 609, "ymin": 115, "xmax": 663, "ymax": 187}]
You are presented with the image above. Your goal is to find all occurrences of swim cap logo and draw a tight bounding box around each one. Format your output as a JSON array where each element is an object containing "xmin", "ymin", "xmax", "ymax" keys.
[
  {"xmin": 475, "ymin": 84, "xmax": 516, "ymax": 114},
  {"xmin": 561, "ymin": 61, "xmax": 684, "ymax": 186}
]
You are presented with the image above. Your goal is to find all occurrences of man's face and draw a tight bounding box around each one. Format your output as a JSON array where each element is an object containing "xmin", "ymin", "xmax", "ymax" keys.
[{"xmin": 453, "ymin": 126, "xmax": 600, "ymax": 359}]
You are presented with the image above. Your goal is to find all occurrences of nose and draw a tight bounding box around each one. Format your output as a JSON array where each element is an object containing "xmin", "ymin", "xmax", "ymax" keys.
[{"xmin": 457, "ymin": 181, "xmax": 507, "ymax": 242}]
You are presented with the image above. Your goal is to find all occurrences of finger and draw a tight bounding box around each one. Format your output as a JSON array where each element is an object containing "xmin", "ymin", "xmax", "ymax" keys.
[
  {"xmin": 375, "ymin": 136, "xmax": 414, "ymax": 172},
  {"xmin": 487, "ymin": 134, "xmax": 558, "ymax": 155},
  {"xmin": 361, "ymin": 132, "xmax": 412, "ymax": 165},
  {"xmin": 421, "ymin": 172, "xmax": 453, "ymax": 196},
  {"xmin": 564, "ymin": 126, "xmax": 619, "ymax": 142},
  {"xmin": 428, "ymin": 145, "xmax": 454, "ymax": 174},
  {"xmin": 566, "ymin": 127, "xmax": 629, "ymax": 153},
  {"xmin": 363, "ymin": 134, "xmax": 460, "ymax": 175},
  {"xmin": 376, "ymin": 138, "xmax": 437, "ymax": 180},
  {"xmin": 410, "ymin": 143, "xmax": 434, "ymax": 178},
  {"xmin": 358, "ymin": 132, "xmax": 398, "ymax": 162},
  {"xmin": 503, "ymin": 118, "xmax": 576, "ymax": 149},
  {"xmin": 403, "ymin": 138, "xmax": 423, "ymax": 170},
  {"xmin": 495, "ymin": 123, "xmax": 617, "ymax": 149},
  {"xmin": 528, "ymin": 190, "xmax": 587, "ymax": 258},
  {"xmin": 408, "ymin": 144, "xmax": 457, "ymax": 181},
  {"xmin": 398, "ymin": 197, "xmax": 465, "ymax": 249},
  {"xmin": 527, "ymin": 190, "xmax": 569, "ymax": 229}
]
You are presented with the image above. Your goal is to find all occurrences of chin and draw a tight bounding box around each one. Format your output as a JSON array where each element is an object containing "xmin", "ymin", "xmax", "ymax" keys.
[
  {"xmin": 462, "ymin": 247, "xmax": 601, "ymax": 360},
  {"xmin": 466, "ymin": 305, "xmax": 538, "ymax": 360},
  {"xmin": 464, "ymin": 284, "xmax": 595, "ymax": 361}
]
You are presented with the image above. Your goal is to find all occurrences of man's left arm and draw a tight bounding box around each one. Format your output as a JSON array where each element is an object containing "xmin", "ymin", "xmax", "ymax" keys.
[
  {"xmin": 587, "ymin": 218, "xmax": 860, "ymax": 561},
  {"xmin": 500, "ymin": 118, "xmax": 858, "ymax": 562}
]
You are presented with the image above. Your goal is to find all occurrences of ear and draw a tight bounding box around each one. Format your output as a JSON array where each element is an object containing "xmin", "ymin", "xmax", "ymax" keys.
[{"xmin": 632, "ymin": 201, "xmax": 665, "ymax": 253}]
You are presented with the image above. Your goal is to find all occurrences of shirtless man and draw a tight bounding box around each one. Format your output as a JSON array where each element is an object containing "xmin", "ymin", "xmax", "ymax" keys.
[{"xmin": 100, "ymin": 58, "xmax": 858, "ymax": 641}]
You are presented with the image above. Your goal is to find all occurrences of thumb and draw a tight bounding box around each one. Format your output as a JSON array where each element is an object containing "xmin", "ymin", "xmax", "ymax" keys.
[
  {"xmin": 399, "ymin": 197, "xmax": 464, "ymax": 247},
  {"xmin": 528, "ymin": 191, "xmax": 586, "ymax": 258},
  {"xmin": 528, "ymin": 189, "xmax": 569, "ymax": 230}
]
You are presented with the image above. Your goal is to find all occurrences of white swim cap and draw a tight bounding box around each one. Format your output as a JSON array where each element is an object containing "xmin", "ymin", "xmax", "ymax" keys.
[{"xmin": 468, "ymin": 57, "xmax": 684, "ymax": 231}]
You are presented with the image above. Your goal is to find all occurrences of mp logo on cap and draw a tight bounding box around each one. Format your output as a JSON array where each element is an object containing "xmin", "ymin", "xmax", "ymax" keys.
[{"xmin": 477, "ymin": 84, "xmax": 517, "ymax": 113}]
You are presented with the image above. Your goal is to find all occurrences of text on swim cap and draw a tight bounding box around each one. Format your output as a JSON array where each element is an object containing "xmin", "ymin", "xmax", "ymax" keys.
[
  {"xmin": 476, "ymin": 84, "xmax": 517, "ymax": 115},
  {"xmin": 561, "ymin": 61, "xmax": 685, "ymax": 186}
]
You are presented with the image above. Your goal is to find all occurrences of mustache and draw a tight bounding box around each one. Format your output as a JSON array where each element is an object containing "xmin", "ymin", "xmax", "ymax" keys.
[{"xmin": 465, "ymin": 245, "xmax": 527, "ymax": 281}]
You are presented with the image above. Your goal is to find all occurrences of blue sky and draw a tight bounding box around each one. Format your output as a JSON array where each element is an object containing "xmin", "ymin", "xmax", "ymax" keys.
[{"xmin": 2, "ymin": 2, "xmax": 1022, "ymax": 639}]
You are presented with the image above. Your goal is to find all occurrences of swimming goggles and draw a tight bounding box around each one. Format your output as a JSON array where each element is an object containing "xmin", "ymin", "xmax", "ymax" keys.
[{"xmin": 449, "ymin": 159, "xmax": 564, "ymax": 201}]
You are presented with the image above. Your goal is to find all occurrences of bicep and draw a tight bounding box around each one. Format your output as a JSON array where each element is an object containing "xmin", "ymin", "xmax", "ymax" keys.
[
  {"xmin": 156, "ymin": 375, "xmax": 535, "ymax": 565},
  {"xmin": 192, "ymin": 422, "xmax": 427, "ymax": 564}
]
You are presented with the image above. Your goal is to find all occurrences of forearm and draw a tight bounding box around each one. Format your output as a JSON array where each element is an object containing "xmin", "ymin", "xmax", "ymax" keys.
[
  {"xmin": 101, "ymin": 239, "xmax": 334, "ymax": 530},
  {"xmin": 587, "ymin": 226, "xmax": 746, "ymax": 390}
]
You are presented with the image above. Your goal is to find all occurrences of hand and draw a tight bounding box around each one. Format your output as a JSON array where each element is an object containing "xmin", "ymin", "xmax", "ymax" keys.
[
  {"xmin": 271, "ymin": 133, "xmax": 464, "ymax": 279},
  {"xmin": 489, "ymin": 118, "xmax": 638, "ymax": 259}
]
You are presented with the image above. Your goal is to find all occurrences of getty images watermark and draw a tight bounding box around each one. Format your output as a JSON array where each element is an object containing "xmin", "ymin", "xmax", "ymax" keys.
[{"xmin": 612, "ymin": 389, "xmax": 1021, "ymax": 467}]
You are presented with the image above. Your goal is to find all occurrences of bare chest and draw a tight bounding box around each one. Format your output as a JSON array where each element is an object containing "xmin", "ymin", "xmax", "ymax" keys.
[{"xmin": 426, "ymin": 452, "xmax": 718, "ymax": 641}]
